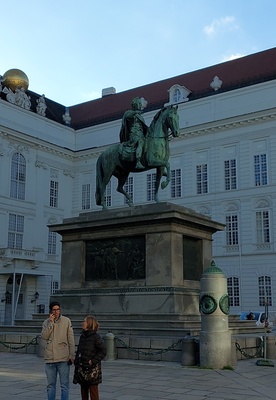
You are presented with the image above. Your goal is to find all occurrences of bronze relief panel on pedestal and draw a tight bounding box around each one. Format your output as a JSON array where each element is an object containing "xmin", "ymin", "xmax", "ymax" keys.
[{"xmin": 85, "ymin": 237, "xmax": 145, "ymax": 281}]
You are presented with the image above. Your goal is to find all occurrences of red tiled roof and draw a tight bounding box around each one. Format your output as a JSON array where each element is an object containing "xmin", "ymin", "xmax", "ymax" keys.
[{"xmin": 69, "ymin": 47, "xmax": 276, "ymax": 129}]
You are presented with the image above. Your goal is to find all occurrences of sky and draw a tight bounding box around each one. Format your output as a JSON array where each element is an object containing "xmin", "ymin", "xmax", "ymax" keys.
[{"xmin": 1, "ymin": 0, "xmax": 275, "ymax": 106}]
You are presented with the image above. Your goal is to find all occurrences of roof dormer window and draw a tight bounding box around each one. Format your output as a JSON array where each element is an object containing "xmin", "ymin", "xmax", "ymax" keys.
[
  {"xmin": 165, "ymin": 84, "xmax": 191, "ymax": 106},
  {"xmin": 173, "ymin": 88, "xmax": 181, "ymax": 103}
]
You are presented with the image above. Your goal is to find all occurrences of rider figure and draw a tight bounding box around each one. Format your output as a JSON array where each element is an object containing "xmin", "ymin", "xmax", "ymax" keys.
[{"xmin": 119, "ymin": 97, "xmax": 148, "ymax": 169}]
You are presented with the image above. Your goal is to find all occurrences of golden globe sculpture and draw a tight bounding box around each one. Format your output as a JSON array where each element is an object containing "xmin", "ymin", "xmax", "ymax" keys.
[{"xmin": 2, "ymin": 69, "xmax": 29, "ymax": 92}]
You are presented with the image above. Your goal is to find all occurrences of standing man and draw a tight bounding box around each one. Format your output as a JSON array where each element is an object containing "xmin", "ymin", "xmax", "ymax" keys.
[
  {"xmin": 119, "ymin": 97, "xmax": 148, "ymax": 169},
  {"xmin": 41, "ymin": 301, "xmax": 75, "ymax": 400}
]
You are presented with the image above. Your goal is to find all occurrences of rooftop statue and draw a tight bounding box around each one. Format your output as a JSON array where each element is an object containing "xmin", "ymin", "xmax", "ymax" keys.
[
  {"xmin": 3, "ymin": 86, "xmax": 31, "ymax": 110},
  {"xmin": 14, "ymin": 87, "xmax": 31, "ymax": 110},
  {"xmin": 36, "ymin": 94, "xmax": 47, "ymax": 116},
  {"xmin": 95, "ymin": 98, "xmax": 180, "ymax": 209}
]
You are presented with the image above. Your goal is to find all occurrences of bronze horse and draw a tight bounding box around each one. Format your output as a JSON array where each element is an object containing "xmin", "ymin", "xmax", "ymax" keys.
[{"xmin": 95, "ymin": 105, "xmax": 180, "ymax": 209}]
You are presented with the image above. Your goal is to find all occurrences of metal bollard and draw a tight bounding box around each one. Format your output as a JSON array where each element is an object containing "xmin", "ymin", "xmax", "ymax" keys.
[
  {"xmin": 104, "ymin": 332, "xmax": 117, "ymax": 361},
  {"xmin": 36, "ymin": 335, "xmax": 45, "ymax": 358},
  {"xmin": 265, "ymin": 335, "xmax": 276, "ymax": 360},
  {"xmin": 181, "ymin": 337, "xmax": 198, "ymax": 366},
  {"xmin": 231, "ymin": 337, "xmax": 237, "ymax": 366}
]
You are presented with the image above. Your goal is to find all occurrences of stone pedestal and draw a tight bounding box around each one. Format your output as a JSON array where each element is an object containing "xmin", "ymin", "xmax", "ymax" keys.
[{"xmin": 50, "ymin": 203, "xmax": 224, "ymax": 325}]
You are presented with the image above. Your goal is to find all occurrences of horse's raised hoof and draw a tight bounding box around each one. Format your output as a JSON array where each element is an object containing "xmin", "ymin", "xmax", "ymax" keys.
[{"xmin": 161, "ymin": 181, "xmax": 168, "ymax": 190}]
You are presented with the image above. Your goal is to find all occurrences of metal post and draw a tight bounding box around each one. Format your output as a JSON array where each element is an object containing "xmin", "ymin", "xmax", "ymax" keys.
[
  {"xmin": 264, "ymin": 296, "xmax": 268, "ymax": 359},
  {"xmin": 256, "ymin": 295, "xmax": 274, "ymax": 366},
  {"xmin": 104, "ymin": 332, "xmax": 117, "ymax": 361}
]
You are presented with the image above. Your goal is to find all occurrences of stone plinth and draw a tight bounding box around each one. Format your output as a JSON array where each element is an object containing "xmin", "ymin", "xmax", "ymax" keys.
[{"xmin": 50, "ymin": 203, "xmax": 224, "ymax": 320}]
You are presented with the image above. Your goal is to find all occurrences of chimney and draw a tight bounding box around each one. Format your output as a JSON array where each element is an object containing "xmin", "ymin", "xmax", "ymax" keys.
[{"xmin": 102, "ymin": 87, "xmax": 116, "ymax": 97}]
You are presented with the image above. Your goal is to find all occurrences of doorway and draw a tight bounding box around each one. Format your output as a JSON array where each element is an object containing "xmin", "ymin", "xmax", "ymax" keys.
[{"xmin": 4, "ymin": 274, "xmax": 25, "ymax": 325}]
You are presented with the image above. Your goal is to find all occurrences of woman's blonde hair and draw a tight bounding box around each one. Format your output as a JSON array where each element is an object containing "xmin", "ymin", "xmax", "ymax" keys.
[{"xmin": 85, "ymin": 315, "xmax": 99, "ymax": 331}]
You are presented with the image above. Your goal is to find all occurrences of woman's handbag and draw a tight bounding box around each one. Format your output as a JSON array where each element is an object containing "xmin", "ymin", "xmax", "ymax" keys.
[{"xmin": 77, "ymin": 363, "xmax": 101, "ymax": 385}]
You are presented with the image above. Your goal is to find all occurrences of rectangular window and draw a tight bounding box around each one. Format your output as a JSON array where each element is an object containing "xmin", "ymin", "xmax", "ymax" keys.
[
  {"xmin": 124, "ymin": 176, "xmax": 134, "ymax": 205},
  {"xmin": 50, "ymin": 180, "xmax": 58, "ymax": 207},
  {"xmin": 105, "ymin": 181, "xmax": 112, "ymax": 207},
  {"xmin": 256, "ymin": 211, "xmax": 270, "ymax": 243},
  {"xmin": 82, "ymin": 183, "xmax": 91, "ymax": 210},
  {"xmin": 48, "ymin": 231, "xmax": 57, "ymax": 255},
  {"xmin": 171, "ymin": 169, "xmax": 182, "ymax": 198},
  {"xmin": 224, "ymin": 159, "xmax": 237, "ymax": 190},
  {"xmin": 254, "ymin": 154, "xmax": 267, "ymax": 186},
  {"xmin": 227, "ymin": 277, "xmax": 240, "ymax": 307},
  {"xmin": 258, "ymin": 276, "xmax": 272, "ymax": 306},
  {"xmin": 147, "ymin": 173, "xmax": 156, "ymax": 202},
  {"xmin": 226, "ymin": 214, "xmax": 239, "ymax": 245},
  {"xmin": 8, "ymin": 213, "xmax": 24, "ymax": 249},
  {"xmin": 196, "ymin": 164, "xmax": 208, "ymax": 194},
  {"xmin": 51, "ymin": 281, "xmax": 60, "ymax": 294}
]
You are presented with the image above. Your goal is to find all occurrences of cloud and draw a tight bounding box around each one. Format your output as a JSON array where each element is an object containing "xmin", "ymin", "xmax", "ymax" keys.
[
  {"xmin": 80, "ymin": 90, "xmax": 102, "ymax": 102},
  {"xmin": 222, "ymin": 53, "xmax": 245, "ymax": 62},
  {"xmin": 203, "ymin": 16, "xmax": 237, "ymax": 36}
]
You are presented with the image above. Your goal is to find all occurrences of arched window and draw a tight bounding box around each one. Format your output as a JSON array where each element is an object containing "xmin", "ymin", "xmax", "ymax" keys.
[
  {"xmin": 10, "ymin": 152, "xmax": 26, "ymax": 200},
  {"xmin": 173, "ymin": 88, "xmax": 181, "ymax": 103},
  {"xmin": 166, "ymin": 84, "xmax": 191, "ymax": 105}
]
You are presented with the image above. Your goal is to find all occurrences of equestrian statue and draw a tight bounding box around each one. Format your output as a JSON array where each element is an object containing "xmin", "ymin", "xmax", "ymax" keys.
[{"xmin": 95, "ymin": 97, "xmax": 180, "ymax": 209}]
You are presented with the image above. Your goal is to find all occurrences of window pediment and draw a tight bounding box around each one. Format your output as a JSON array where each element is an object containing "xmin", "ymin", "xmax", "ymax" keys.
[
  {"xmin": 255, "ymin": 198, "xmax": 270, "ymax": 208},
  {"xmin": 224, "ymin": 202, "xmax": 239, "ymax": 212}
]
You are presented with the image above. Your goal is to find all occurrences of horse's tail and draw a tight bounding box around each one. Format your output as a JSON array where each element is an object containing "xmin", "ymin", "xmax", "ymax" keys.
[{"xmin": 95, "ymin": 155, "xmax": 103, "ymax": 206}]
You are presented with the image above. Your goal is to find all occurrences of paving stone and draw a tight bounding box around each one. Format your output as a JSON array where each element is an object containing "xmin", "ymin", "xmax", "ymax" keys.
[{"xmin": 0, "ymin": 353, "xmax": 276, "ymax": 400}]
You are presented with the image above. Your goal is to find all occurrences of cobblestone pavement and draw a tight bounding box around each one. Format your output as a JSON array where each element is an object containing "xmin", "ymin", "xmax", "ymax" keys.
[{"xmin": 0, "ymin": 352, "xmax": 276, "ymax": 399}]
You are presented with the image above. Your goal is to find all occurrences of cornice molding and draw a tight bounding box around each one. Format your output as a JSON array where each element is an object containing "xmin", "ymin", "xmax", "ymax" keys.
[
  {"xmin": 57, "ymin": 286, "xmax": 200, "ymax": 295},
  {"xmin": 1, "ymin": 108, "xmax": 276, "ymax": 160},
  {"xmin": 180, "ymin": 109, "xmax": 276, "ymax": 138}
]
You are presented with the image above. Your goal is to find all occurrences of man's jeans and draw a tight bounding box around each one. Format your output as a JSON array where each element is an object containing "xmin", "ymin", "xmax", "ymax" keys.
[{"xmin": 45, "ymin": 362, "xmax": 70, "ymax": 400}]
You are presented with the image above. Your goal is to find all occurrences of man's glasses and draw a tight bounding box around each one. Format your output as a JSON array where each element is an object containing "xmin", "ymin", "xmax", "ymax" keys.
[{"xmin": 52, "ymin": 308, "xmax": 60, "ymax": 311}]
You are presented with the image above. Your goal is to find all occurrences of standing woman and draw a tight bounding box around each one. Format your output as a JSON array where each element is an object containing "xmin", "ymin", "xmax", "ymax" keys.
[{"xmin": 74, "ymin": 316, "xmax": 107, "ymax": 400}]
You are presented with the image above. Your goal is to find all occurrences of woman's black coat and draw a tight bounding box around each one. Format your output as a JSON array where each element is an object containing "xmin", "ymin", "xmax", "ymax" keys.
[{"xmin": 74, "ymin": 329, "xmax": 107, "ymax": 385}]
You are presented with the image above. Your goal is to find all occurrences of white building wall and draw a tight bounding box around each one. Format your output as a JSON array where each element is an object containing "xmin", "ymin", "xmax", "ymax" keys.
[
  {"xmin": 0, "ymin": 102, "xmax": 75, "ymax": 323},
  {"xmin": 1, "ymin": 78, "xmax": 276, "ymax": 322}
]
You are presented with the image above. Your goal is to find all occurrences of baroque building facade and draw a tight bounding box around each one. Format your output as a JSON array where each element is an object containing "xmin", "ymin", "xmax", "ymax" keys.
[{"xmin": 0, "ymin": 48, "xmax": 276, "ymax": 323}]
